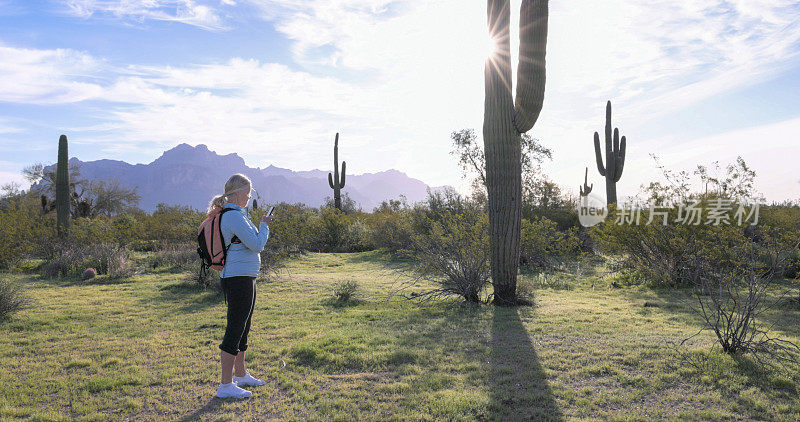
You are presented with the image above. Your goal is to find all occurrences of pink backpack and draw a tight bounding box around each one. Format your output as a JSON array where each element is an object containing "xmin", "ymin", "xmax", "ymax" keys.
[{"xmin": 196, "ymin": 208, "xmax": 239, "ymax": 271}]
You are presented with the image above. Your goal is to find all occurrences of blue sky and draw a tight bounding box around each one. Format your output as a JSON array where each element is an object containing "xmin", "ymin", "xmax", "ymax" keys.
[{"xmin": 1, "ymin": 0, "xmax": 799, "ymax": 202}]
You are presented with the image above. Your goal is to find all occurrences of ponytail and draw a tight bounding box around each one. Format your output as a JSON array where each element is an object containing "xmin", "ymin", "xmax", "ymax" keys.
[
  {"xmin": 207, "ymin": 173, "xmax": 252, "ymax": 214},
  {"xmin": 207, "ymin": 194, "xmax": 228, "ymax": 214}
]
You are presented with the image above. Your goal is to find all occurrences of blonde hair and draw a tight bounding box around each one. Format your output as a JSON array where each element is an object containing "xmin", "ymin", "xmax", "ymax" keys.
[{"xmin": 208, "ymin": 173, "xmax": 252, "ymax": 213}]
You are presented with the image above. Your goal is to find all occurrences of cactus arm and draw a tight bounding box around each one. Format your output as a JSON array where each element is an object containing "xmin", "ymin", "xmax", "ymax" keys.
[
  {"xmin": 328, "ymin": 172, "xmax": 335, "ymax": 189},
  {"xmin": 340, "ymin": 161, "xmax": 346, "ymax": 188},
  {"xmin": 512, "ymin": 0, "xmax": 548, "ymax": 134},
  {"xmin": 584, "ymin": 167, "xmax": 592, "ymax": 194},
  {"xmin": 604, "ymin": 101, "xmax": 615, "ymax": 180},
  {"xmin": 580, "ymin": 167, "xmax": 593, "ymax": 196},
  {"xmin": 593, "ymin": 132, "xmax": 606, "ymax": 177},
  {"xmin": 614, "ymin": 135, "xmax": 626, "ymax": 182}
]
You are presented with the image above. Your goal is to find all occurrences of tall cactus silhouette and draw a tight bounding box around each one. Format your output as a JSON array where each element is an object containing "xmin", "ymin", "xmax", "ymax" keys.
[
  {"xmin": 593, "ymin": 101, "xmax": 626, "ymax": 205},
  {"xmin": 484, "ymin": 0, "xmax": 548, "ymax": 305},
  {"xmin": 579, "ymin": 167, "xmax": 593, "ymax": 197},
  {"xmin": 327, "ymin": 133, "xmax": 346, "ymax": 211},
  {"xmin": 56, "ymin": 134, "xmax": 70, "ymax": 235}
]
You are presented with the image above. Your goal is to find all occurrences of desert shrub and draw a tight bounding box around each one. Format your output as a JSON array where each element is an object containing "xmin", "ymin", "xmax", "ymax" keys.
[
  {"xmin": 306, "ymin": 207, "xmax": 351, "ymax": 252},
  {"xmin": 41, "ymin": 242, "xmax": 134, "ymax": 279},
  {"xmin": 0, "ymin": 195, "xmax": 55, "ymax": 269},
  {"xmin": 408, "ymin": 200, "xmax": 491, "ymax": 303},
  {"xmin": 332, "ymin": 280, "xmax": 359, "ymax": 302},
  {"xmin": 343, "ymin": 218, "xmax": 372, "ymax": 252},
  {"xmin": 520, "ymin": 216, "xmax": 581, "ymax": 270},
  {"xmin": 591, "ymin": 204, "xmax": 751, "ymax": 286},
  {"xmin": 259, "ymin": 203, "xmax": 314, "ymax": 253},
  {"xmin": 688, "ymin": 240, "xmax": 800, "ymax": 366},
  {"xmin": 0, "ymin": 278, "xmax": 29, "ymax": 320},
  {"xmin": 147, "ymin": 243, "xmax": 199, "ymax": 272},
  {"xmin": 69, "ymin": 216, "xmax": 118, "ymax": 245},
  {"xmin": 141, "ymin": 203, "xmax": 205, "ymax": 244},
  {"xmin": 41, "ymin": 242, "xmax": 88, "ymax": 278},
  {"xmin": 367, "ymin": 208, "xmax": 415, "ymax": 256},
  {"xmin": 85, "ymin": 244, "xmax": 134, "ymax": 279},
  {"xmin": 753, "ymin": 205, "xmax": 800, "ymax": 278}
]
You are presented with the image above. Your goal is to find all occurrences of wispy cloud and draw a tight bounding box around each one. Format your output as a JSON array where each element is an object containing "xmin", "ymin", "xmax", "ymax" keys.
[
  {"xmin": 0, "ymin": 44, "xmax": 105, "ymax": 103},
  {"xmin": 1, "ymin": 0, "xmax": 799, "ymax": 198},
  {"xmin": 59, "ymin": 0, "xmax": 229, "ymax": 31}
]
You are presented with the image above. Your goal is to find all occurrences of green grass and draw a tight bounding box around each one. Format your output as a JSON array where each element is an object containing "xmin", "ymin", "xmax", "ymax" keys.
[{"xmin": 1, "ymin": 251, "xmax": 799, "ymax": 420}]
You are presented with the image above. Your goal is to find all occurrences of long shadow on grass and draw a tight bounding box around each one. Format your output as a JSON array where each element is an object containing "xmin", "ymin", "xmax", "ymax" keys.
[
  {"xmin": 178, "ymin": 397, "xmax": 233, "ymax": 421},
  {"xmin": 152, "ymin": 282, "xmax": 224, "ymax": 313},
  {"xmin": 489, "ymin": 306, "xmax": 563, "ymax": 421}
]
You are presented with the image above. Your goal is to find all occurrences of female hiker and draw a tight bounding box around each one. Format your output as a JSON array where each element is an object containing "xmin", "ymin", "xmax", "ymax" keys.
[{"xmin": 207, "ymin": 173, "xmax": 271, "ymax": 399}]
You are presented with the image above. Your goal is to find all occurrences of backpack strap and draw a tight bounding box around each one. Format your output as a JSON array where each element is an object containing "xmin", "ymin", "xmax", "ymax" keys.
[{"xmin": 218, "ymin": 208, "xmax": 243, "ymax": 261}]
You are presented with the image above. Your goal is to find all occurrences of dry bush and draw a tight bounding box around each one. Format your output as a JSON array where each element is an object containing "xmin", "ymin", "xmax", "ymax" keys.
[
  {"xmin": 687, "ymin": 241, "xmax": 800, "ymax": 372},
  {"xmin": 187, "ymin": 265, "xmax": 218, "ymax": 288},
  {"xmin": 401, "ymin": 205, "xmax": 491, "ymax": 303},
  {"xmin": 41, "ymin": 242, "xmax": 134, "ymax": 279},
  {"xmin": 148, "ymin": 243, "xmax": 199, "ymax": 271},
  {"xmin": 0, "ymin": 278, "xmax": 29, "ymax": 320}
]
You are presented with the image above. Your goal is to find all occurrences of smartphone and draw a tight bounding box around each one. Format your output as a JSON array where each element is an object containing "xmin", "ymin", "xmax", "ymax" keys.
[{"xmin": 267, "ymin": 206, "xmax": 275, "ymax": 217}]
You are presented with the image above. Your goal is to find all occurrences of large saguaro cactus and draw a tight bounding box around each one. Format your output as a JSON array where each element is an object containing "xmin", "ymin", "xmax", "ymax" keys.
[
  {"xmin": 593, "ymin": 101, "xmax": 626, "ymax": 205},
  {"xmin": 56, "ymin": 134, "xmax": 70, "ymax": 235},
  {"xmin": 484, "ymin": 0, "xmax": 548, "ymax": 305},
  {"xmin": 328, "ymin": 133, "xmax": 346, "ymax": 211}
]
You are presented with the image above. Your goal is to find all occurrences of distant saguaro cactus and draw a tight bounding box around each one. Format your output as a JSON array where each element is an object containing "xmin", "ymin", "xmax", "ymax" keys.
[
  {"xmin": 483, "ymin": 0, "xmax": 548, "ymax": 305},
  {"xmin": 579, "ymin": 167, "xmax": 592, "ymax": 197},
  {"xmin": 593, "ymin": 101, "xmax": 626, "ymax": 205},
  {"xmin": 328, "ymin": 133, "xmax": 346, "ymax": 211},
  {"xmin": 56, "ymin": 134, "xmax": 70, "ymax": 235}
]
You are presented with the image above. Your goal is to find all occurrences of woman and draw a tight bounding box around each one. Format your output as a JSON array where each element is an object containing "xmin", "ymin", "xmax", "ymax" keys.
[{"xmin": 208, "ymin": 173, "xmax": 272, "ymax": 399}]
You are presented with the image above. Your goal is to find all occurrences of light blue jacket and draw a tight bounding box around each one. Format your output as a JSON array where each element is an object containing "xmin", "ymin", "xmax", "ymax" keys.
[{"xmin": 219, "ymin": 202, "xmax": 269, "ymax": 278}]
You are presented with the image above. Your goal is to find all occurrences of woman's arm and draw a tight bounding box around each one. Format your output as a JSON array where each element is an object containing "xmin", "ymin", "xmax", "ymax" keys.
[{"xmin": 225, "ymin": 211, "xmax": 269, "ymax": 252}]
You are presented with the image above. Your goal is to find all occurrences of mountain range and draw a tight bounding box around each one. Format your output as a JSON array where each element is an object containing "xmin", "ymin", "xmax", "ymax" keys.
[{"xmin": 55, "ymin": 143, "xmax": 445, "ymax": 212}]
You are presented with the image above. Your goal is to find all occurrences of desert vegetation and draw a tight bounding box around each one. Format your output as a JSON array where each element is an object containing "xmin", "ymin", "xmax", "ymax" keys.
[{"xmin": 2, "ymin": 140, "xmax": 799, "ymax": 419}]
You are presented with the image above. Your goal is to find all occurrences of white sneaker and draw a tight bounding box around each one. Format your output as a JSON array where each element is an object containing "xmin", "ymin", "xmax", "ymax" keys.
[
  {"xmin": 233, "ymin": 372, "xmax": 265, "ymax": 387},
  {"xmin": 215, "ymin": 382, "xmax": 252, "ymax": 399}
]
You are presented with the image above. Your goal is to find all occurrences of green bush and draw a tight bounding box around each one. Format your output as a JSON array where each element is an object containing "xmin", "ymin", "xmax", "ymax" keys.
[
  {"xmin": 306, "ymin": 208, "xmax": 356, "ymax": 252},
  {"xmin": 520, "ymin": 216, "xmax": 581, "ymax": 270},
  {"xmin": 366, "ymin": 209, "xmax": 415, "ymax": 256},
  {"xmin": 591, "ymin": 203, "xmax": 757, "ymax": 286},
  {"xmin": 332, "ymin": 280, "xmax": 359, "ymax": 302},
  {"xmin": 0, "ymin": 195, "xmax": 55, "ymax": 269}
]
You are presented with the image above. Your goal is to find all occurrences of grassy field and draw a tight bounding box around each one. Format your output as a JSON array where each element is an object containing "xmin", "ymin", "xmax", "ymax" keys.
[{"xmin": 1, "ymin": 251, "xmax": 799, "ymax": 421}]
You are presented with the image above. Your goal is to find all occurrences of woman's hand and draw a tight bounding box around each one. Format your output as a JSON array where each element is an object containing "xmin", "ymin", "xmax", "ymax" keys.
[{"xmin": 260, "ymin": 214, "xmax": 273, "ymax": 226}]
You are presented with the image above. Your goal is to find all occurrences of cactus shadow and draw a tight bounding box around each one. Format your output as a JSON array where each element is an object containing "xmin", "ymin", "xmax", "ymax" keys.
[{"xmin": 488, "ymin": 306, "xmax": 563, "ymax": 421}]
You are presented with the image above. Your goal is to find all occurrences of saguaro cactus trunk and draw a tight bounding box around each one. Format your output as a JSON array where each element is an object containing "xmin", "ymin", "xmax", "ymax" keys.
[
  {"xmin": 593, "ymin": 101, "xmax": 626, "ymax": 205},
  {"xmin": 328, "ymin": 133, "xmax": 346, "ymax": 211},
  {"xmin": 56, "ymin": 134, "xmax": 70, "ymax": 236},
  {"xmin": 484, "ymin": 0, "xmax": 548, "ymax": 305}
]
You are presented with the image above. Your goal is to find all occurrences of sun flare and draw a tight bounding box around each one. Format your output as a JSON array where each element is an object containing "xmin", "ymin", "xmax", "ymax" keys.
[{"xmin": 486, "ymin": 34, "xmax": 500, "ymax": 58}]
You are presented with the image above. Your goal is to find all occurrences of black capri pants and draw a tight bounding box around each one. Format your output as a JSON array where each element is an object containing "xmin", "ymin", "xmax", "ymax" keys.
[{"xmin": 219, "ymin": 276, "xmax": 257, "ymax": 355}]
